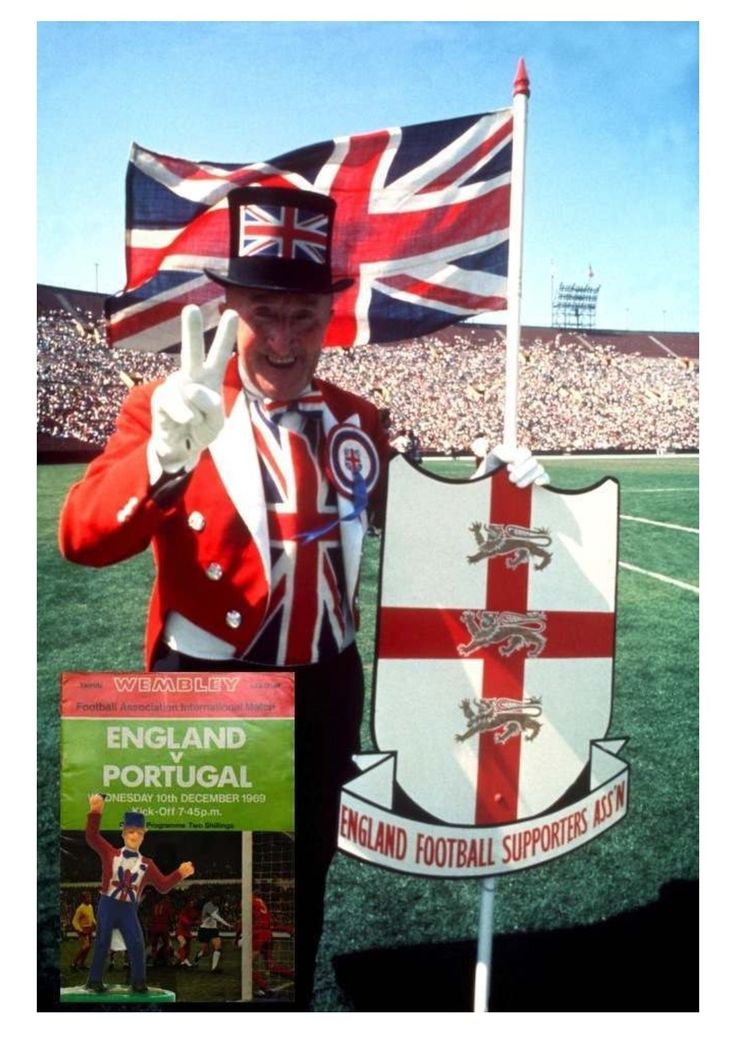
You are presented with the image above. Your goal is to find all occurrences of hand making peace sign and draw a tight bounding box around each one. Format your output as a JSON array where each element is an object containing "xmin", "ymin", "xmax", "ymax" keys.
[{"xmin": 150, "ymin": 305, "xmax": 238, "ymax": 475}]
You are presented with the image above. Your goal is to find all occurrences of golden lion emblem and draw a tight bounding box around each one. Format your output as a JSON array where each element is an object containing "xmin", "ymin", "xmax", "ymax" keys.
[
  {"xmin": 457, "ymin": 609, "xmax": 547, "ymax": 658},
  {"xmin": 456, "ymin": 696, "xmax": 543, "ymax": 745},
  {"xmin": 467, "ymin": 521, "xmax": 553, "ymax": 570}
]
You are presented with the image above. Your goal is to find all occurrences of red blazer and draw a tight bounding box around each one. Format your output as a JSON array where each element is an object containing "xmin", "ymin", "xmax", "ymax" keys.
[
  {"xmin": 85, "ymin": 812, "xmax": 184, "ymax": 901},
  {"xmin": 59, "ymin": 359, "xmax": 390, "ymax": 667}
]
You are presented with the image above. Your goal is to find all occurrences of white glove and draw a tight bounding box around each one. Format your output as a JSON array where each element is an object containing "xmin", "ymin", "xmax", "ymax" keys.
[
  {"xmin": 476, "ymin": 443, "xmax": 550, "ymax": 488},
  {"xmin": 150, "ymin": 305, "xmax": 238, "ymax": 477}
]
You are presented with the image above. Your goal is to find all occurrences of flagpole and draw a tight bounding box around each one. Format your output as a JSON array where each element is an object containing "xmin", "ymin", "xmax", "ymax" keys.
[
  {"xmin": 502, "ymin": 58, "xmax": 531, "ymax": 448},
  {"xmin": 474, "ymin": 60, "xmax": 530, "ymax": 1014},
  {"xmin": 474, "ymin": 876, "xmax": 497, "ymax": 1011}
]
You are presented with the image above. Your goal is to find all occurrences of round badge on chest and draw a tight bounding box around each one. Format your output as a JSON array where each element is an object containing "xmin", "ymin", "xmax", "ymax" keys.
[{"xmin": 324, "ymin": 424, "xmax": 380, "ymax": 499}]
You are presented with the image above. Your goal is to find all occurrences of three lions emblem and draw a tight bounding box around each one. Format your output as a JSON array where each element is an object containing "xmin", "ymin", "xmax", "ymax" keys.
[
  {"xmin": 457, "ymin": 609, "xmax": 547, "ymax": 658},
  {"xmin": 467, "ymin": 521, "xmax": 553, "ymax": 571},
  {"xmin": 456, "ymin": 696, "xmax": 543, "ymax": 745},
  {"xmin": 456, "ymin": 520, "xmax": 551, "ymax": 743}
]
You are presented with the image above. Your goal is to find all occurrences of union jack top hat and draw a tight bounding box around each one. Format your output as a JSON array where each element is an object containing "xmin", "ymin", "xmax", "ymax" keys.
[{"xmin": 205, "ymin": 185, "xmax": 352, "ymax": 295}]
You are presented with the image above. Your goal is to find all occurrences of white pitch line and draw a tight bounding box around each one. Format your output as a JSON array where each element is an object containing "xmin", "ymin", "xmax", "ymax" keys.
[
  {"xmin": 623, "ymin": 487, "xmax": 698, "ymax": 493},
  {"xmin": 620, "ymin": 514, "xmax": 699, "ymax": 534},
  {"xmin": 620, "ymin": 561, "xmax": 699, "ymax": 594}
]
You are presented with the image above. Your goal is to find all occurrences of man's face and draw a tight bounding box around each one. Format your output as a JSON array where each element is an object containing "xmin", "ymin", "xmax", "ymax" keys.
[
  {"xmin": 225, "ymin": 287, "xmax": 332, "ymax": 401},
  {"xmin": 122, "ymin": 827, "xmax": 145, "ymax": 852}
]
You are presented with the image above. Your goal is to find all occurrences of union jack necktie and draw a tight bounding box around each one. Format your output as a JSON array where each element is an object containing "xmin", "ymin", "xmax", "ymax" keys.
[{"xmin": 247, "ymin": 388, "xmax": 349, "ymax": 664}]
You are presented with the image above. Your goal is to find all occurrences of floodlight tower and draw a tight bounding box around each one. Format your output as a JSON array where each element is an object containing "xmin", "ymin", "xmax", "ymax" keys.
[{"xmin": 552, "ymin": 281, "xmax": 601, "ymax": 329}]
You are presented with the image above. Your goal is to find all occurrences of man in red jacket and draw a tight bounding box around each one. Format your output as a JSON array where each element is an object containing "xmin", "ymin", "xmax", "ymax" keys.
[
  {"xmin": 59, "ymin": 185, "xmax": 548, "ymax": 1007},
  {"xmin": 59, "ymin": 186, "xmax": 391, "ymax": 1009},
  {"xmin": 147, "ymin": 893, "xmax": 175, "ymax": 967}
]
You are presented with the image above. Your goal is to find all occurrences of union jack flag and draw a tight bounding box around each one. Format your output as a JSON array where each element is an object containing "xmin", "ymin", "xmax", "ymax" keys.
[
  {"xmin": 245, "ymin": 397, "xmax": 349, "ymax": 665},
  {"xmin": 239, "ymin": 203, "xmax": 329, "ymax": 263},
  {"xmin": 106, "ymin": 109, "xmax": 513, "ymax": 352}
]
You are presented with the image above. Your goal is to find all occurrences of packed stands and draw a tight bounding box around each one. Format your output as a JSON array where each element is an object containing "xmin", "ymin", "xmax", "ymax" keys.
[
  {"xmin": 37, "ymin": 307, "xmax": 177, "ymax": 458},
  {"xmin": 317, "ymin": 329, "xmax": 698, "ymax": 454},
  {"xmin": 37, "ymin": 289, "xmax": 698, "ymax": 458}
]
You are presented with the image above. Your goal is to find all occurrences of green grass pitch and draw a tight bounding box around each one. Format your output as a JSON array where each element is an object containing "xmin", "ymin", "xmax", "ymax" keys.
[
  {"xmin": 59, "ymin": 937, "xmax": 243, "ymax": 1002},
  {"xmin": 38, "ymin": 456, "xmax": 698, "ymax": 1011},
  {"xmin": 58, "ymin": 935, "xmax": 293, "ymax": 1003}
]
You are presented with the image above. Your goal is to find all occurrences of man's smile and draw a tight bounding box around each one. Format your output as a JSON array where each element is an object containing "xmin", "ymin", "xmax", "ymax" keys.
[{"xmin": 265, "ymin": 354, "xmax": 297, "ymax": 368}]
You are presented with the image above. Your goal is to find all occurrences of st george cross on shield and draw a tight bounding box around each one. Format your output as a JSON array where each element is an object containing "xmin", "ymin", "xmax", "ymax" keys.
[{"xmin": 372, "ymin": 456, "xmax": 619, "ymax": 829}]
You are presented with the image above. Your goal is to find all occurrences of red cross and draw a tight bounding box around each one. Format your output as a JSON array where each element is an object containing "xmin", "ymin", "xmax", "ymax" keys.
[
  {"xmin": 344, "ymin": 447, "xmax": 362, "ymax": 473},
  {"xmin": 377, "ymin": 471, "xmax": 615, "ymax": 825}
]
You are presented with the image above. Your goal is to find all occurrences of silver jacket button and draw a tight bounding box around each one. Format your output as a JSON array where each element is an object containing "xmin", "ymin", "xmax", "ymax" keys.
[
  {"xmin": 205, "ymin": 562, "xmax": 224, "ymax": 581},
  {"xmin": 225, "ymin": 610, "xmax": 242, "ymax": 629},
  {"xmin": 188, "ymin": 511, "xmax": 206, "ymax": 531}
]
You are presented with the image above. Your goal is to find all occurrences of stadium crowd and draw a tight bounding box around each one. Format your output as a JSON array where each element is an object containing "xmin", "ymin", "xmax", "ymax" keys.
[
  {"xmin": 37, "ymin": 309, "xmax": 698, "ymax": 454},
  {"xmin": 37, "ymin": 310, "xmax": 178, "ymax": 447}
]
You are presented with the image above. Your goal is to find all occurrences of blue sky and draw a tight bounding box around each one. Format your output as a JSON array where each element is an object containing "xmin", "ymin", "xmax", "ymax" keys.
[{"xmin": 37, "ymin": 19, "xmax": 699, "ymax": 332}]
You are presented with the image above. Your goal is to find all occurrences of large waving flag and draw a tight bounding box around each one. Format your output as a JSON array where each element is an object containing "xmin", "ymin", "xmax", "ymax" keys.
[{"xmin": 106, "ymin": 110, "xmax": 513, "ymax": 353}]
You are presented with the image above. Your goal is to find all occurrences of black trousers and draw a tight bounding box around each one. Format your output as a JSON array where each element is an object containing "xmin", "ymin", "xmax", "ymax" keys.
[{"xmin": 152, "ymin": 641, "xmax": 365, "ymax": 1009}]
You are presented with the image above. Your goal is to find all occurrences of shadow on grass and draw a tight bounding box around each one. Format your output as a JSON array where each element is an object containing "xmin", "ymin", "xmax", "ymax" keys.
[{"xmin": 332, "ymin": 879, "xmax": 697, "ymax": 1012}]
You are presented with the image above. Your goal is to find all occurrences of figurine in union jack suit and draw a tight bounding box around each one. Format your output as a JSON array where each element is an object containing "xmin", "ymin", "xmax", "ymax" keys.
[
  {"xmin": 59, "ymin": 185, "xmax": 547, "ymax": 1007},
  {"xmin": 84, "ymin": 794, "xmax": 194, "ymax": 993}
]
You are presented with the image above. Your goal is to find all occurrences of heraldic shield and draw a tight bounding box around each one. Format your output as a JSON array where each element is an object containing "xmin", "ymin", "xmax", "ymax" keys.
[{"xmin": 338, "ymin": 456, "xmax": 628, "ymax": 878}]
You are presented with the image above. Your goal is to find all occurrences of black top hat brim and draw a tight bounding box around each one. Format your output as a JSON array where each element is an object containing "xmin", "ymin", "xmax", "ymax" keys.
[{"xmin": 204, "ymin": 264, "xmax": 353, "ymax": 296}]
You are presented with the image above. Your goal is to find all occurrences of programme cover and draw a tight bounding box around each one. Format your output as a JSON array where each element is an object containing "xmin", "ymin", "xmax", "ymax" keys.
[{"xmin": 59, "ymin": 671, "xmax": 295, "ymax": 1005}]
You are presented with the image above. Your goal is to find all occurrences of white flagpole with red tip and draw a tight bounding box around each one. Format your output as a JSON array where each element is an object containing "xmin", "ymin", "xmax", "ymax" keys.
[
  {"xmin": 474, "ymin": 59, "xmax": 530, "ymax": 1014},
  {"xmin": 502, "ymin": 57, "xmax": 531, "ymax": 448}
]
